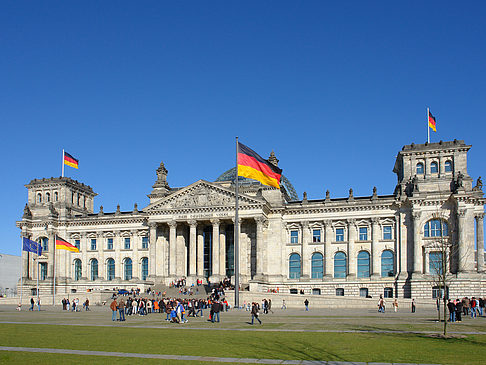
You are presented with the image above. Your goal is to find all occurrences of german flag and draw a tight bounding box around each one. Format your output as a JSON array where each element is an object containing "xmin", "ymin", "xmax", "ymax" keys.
[
  {"xmin": 64, "ymin": 152, "xmax": 79, "ymax": 169},
  {"xmin": 428, "ymin": 110, "xmax": 437, "ymax": 132},
  {"xmin": 237, "ymin": 142, "xmax": 282, "ymax": 189},
  {"xmin": 55, "ymin": 236, "xmax": 79, "ymax": 253}
]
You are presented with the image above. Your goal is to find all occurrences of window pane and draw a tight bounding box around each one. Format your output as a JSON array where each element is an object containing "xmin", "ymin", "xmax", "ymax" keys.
[
  {"xmin": 336, "ymin": 228, "xmax": 344, "ymax": 242},
  {"xmin": 431, "ymin": 162, "xmax": 438, "ymax": 173},
  {"xmin": 290, "ymin": 231, "xmax": 299, "ymax": 244},
  {"xmin": 336, "ymin": 288, "xmax": 344, "ymax": 296},
  {"xmin": 359, "ymin": 227, "xmax": 368, "ymax": 241},
  {"xmin": 107, "ymin": 259, "xmax": 115, "ymax": 280},
  {"xmin": 312, "ymin": 230, "xmax": 321, "ymax": 242},
  {"xmin": 311, "ymin": 253, "xmax": 323, "ymax": 279},
  {"xmin": 107, "ymin": 238, "xmax": 113, "ymax": 250},
  {"xmin": 75, "ymin": 240, "xmax": 80, "ymax": 250},
  {"xmin": 124, "ymin": 237, "xmax": 130, "ymax": 249},
  {"xmin": 429, "ymin": 252, "xmax": 443, "ymax": 275},
  {"xmin": 381, "ymin": 250, "xmax": 394, "ymax": 277},
  {"xmin": 124, "ymin": 258, "xmax": 132, "ymax": 280},
  {"xmin": 289, "ymin": 253, "xmax": 301, "ymax": 279},
  {"xmin": 334, "ymin": 252, "xmax": 346, "ymax": 278},
  {"xmin": 445, "ymin": 161, "xmax": 452, "ymax": 172},
  {"xmin": 417, "ymin": 163, "xmax": 424, "ymax": 174},
  {"xmin": 142, "ymin": 258, "xmax": 148, "ymax": 280},
  {"xmin": 383, "ymin": 226, "xmax": 392, "ymax": 240},
  {"xmin": 142, "ymin": 237, "xmax": 148, "ymax": 249},
  {"xmin": 357, "ymin": 251, "xmax": 370, "ymax": 278},
  {"xmin": 91, "ymin": 259, "xmax": 98, "ymax": 281},
  {"xmin": 91, "ymin": 239, "xmax": 97, "ymax": 250}
]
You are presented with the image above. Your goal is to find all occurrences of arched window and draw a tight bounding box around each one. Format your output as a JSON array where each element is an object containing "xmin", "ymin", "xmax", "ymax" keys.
[
  {"xmin": 424, "ymin": 219, "xmax": 448, "ymax": 237},
  {"xmin": 106, "ymin": 258, "xmax": 115, "ymax": 281},
  {"xmin": 311, "ymin": 252, "xmax": 324, "ymax": 279},
  {"xmin": 38, "ymin": 237, "xmax": 48, "ymax": 252},
  {"xmin": 430, "ymin": 162, "xmax": 438, "ymax": 173},
  {"xmin": 54, "ymin": 192, "xmax": 58, "ymax": 201},
  {"xmin": 46, "ymin": 192, "xmax": 51, "ymax": 202},
  {"xmin": 124, "ymin": 258, "xmax": 132, "ymax": 280},
  {"xmin": 381, "ymin": 250, "xmax": 394, "ymax": 277},
  {"xmin": 73, "ymin": 259, "xmax": 82, "ymax": 281},
  {"xmin": 334, "ymin": 252, "xmax": 346, "ymax": 278},
  {"xmin": 37, "ymin": 193, "xmax": 42, "ymax": 203},
  {"xmin": 90, "ymin": 259, "xmax": 98, "ymax": 281},
  {"xmin": 141, "ymin": 258, "xmax": 148, "ymax": 280},
  {"xmin": 429, "ymin": 252, "xmax": 444, "ymax": 275},
  {"xmin": 445, "ymin": 160, "xmax": 453, "ymax": 172},
  {"xmin": 416, "ymin": 163, "xmax": 424, "ymax": 174},
  {"xmin": 289, "ymin": 253, "xmax": 301, "ymax": 279},
  {"xmin": 357, "ymin": 251, "xmax": 370, "ymax": 278}
]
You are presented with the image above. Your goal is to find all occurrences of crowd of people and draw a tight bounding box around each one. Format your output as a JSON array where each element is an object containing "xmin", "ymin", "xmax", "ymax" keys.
[
  {"xmin": 61, "ymin": 298, "xmax": 90, "ymax": 311},
  {"xmin": 446, "ymin": 297, "xmax": 485, "ymax": 322}
]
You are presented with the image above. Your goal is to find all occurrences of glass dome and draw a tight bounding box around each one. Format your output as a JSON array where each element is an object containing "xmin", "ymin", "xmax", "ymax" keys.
[{"xmin": 215, "ymin": 167, "xmax": 299, "ymax": 201}]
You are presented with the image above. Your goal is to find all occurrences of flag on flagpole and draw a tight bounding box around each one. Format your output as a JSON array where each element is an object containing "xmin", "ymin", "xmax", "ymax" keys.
[
  {"xmin": 64, "ymin": 152, "xmax": 79, "ymax": 169},
  {"xmin": 22, "ymin": 237, "xmax": 42, "ymax": 255},
  {"xmin": 237, "ymin": 142, "xmax": 282, "ymax": 189},
  {"xmin": 428, "ymin": 110, "xmax": 437, "ymax": 132},
  {"xmin": 55, "ymin": 236, "xmax": 79, "ymax": 252}
]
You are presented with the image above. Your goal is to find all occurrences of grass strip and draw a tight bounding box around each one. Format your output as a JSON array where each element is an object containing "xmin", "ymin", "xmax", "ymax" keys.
[{"xmin": 1, "ymin": 323, "xmax": 485, "ymax": 364}]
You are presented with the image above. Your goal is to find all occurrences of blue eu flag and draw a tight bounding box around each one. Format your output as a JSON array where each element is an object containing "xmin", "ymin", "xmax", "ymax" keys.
[{"xmin": 22, "ymin": 237, "xmax": 42, "ymax": 255}]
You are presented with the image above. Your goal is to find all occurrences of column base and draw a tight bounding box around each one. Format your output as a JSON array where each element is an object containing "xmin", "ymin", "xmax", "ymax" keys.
[{"xmin": 252, "ymin": 274, "xmax": 267, "ymax": 282}]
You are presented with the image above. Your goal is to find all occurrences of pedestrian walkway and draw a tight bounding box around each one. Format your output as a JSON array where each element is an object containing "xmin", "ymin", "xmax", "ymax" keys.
[{"xmin": 0, "ymin": 346, "xmax": 441, "ymax": 364}]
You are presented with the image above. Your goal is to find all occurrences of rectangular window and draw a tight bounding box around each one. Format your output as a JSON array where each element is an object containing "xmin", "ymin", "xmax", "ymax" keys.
[
  {"xmin": 124, "ymin": 237, "xmax": 130, "ymax": 250},
  {"xmin": 312, "ymin": 229, "xmax": 321, "ymax": 243},
  {"xmin": 383, "ymin": 225, "xmax": 392, "ymax": 240},
  {"xmin": 107, "ymin": 238, "xmax": 113, "ymax": 250},
  {"xmin": 290, "ymin": 230, "xmax": 299, "ymax": 244},
  {"xmin": 90, "ymin": 239, "xmax": 97, "ymax": 251},
  {"xmin": 142, "ymin": 237, "xmax": 148, "ymax": 249},
  {"xmin": 335, "ymin": 228, "xmax": 344, "ymax": 242},
  {"xmin": 359, "ymin": 227, "xmax": 368, "ymax": 241},
  {"xmin": 74, "ymin": 239, "xmax": 80, "ymax": 250}
]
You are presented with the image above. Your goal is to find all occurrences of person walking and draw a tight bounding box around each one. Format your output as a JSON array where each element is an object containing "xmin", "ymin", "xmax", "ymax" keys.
[
  {"xmin": 411, "ymin": 298, "xmax": 416, "ymax": 313},
  {"xmin": 304, "ymin": 299, "xmax": 309, "ymax": 311},
  {"xmin": 393, "ymin": 299, "xmax": 398, "ymax": 312},
  {"xmin": 281, "ymin": 299, "xmax": 287, "ymax": 310},
  {"xmin": 110, "ymin": 298, "xmax": 118, "ymax": 321},
  {"xmin": 29, "ymin": 297, "xmax": 34, "ymax": 311},
  {"xmin": 251, "ymin": 302, "xmax": 261, "ymax": 325},
  {"xmin": 36, "ymin": 298, "xmax": 41, "ymax": 311}
]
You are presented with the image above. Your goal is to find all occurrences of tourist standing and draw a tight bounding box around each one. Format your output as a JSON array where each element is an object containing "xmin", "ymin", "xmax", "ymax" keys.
[
  {"xmin": 118, "ymin": 299, "xmax": 126, "ymax": 321},
  {"xmin": 411, "ymin": 299, "xmax": 416, "ymax": 313},
  {"xmin": 393, "ymin": 299, "xmax": 398, "ymax": 312},
  {"xmin": 29, "ymin": 297, "xmax": 34, "ymax": 311},
  {"xmin": 304, "ymin": 299, "xmax": 309, "ymax": 311},
  {"xmin": 110, "ymin": 299, "xmax": 118, "ymax": 321}
]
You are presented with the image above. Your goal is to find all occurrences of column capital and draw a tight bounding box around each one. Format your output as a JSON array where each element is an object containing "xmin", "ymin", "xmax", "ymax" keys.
[
  {"xmin": 210, "ymin": 218, "xmax": 220, "ymax": 226},
  {"xmin": 458, "ymin": 209, "xmax": 467, "ymax": 218},
  {"xmin": 371, "ymin": 217, "xmax": 380, "ymax": 225},
  {"xmin": 167, "ymin": 220, "xmax": 177, "ymax": 228},
  {"xmin": 475, "ymin": 212, "xmax": 485, "ymax": 221},
  {"xmin": 322, "ymin": 219, "xmax": 332, "ymax": 228},
  {"xmin": 254, "ymin": 216, "xmax": 266, "ymax": 226},
  {"xmin": 148, "ymin": 222, "xmax": 157, "ymax": 229},
  {"xmin": 188, "ymin": 219, "xmax": 197, "ymax": 228},
  {"xmin": 346, "ymin": 218, "xmax": 356, "ymax": 226},
  {"xmin": 412, "ymin": 211, "xmax": 421, "ymax": 220}
]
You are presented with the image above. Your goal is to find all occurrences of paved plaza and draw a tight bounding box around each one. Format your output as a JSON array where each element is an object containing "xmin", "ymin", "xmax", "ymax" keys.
[{"xmin": 0, "ymin": 303, "xmax": 485, "ymax": 364}]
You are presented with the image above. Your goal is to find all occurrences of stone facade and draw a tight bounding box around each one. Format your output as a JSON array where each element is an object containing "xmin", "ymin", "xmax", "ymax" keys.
[{"xmin": 17, "ymin": 140, "xmax": 485, "ymax": 298}]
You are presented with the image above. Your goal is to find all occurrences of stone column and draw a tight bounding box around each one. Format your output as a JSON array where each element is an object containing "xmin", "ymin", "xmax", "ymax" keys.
[
  {"xmin": 47, "ymin": 228, "xmax": 55, "ymax": 278},
  {"xmin": 189, "ymin": 220, "xmax": 197, "ymax": 276},
  {"xmin": 168, "ymin": 221, "xmax": 177, "ymax": 276},
  {"xmin": 347, "ymin": 219, "xmax": 356, "ymax": 277},
  {"xmin": 458, "ymin": 209, "xmax": 473, "ymax": 273},
  {"xmin": 81, "ymin": 232, "xmax": 88, "ymax": 280},
  {"xmin": 301, "ymin": 221, "xmax": 310, "ymax": 279},
  {"xmin": 254, "ymin": 217, "xmax": 265, "ymax": 280},
  {"xmin": 219, "ymin": 223, "xmax": 226, "ymax": 277},
  {"xmin": 197, "ymin": 226, "xmax": 204, "ymax": 277},
  {"xmin": 324, "ymin": 220, "xmax": 332, "ymax": 277},
  {"xmin": 149, "ymin": 223, "xmax": 157, "ymax": 278},
  {"xmin": 371, "ymin": 218, "xmax": 380, "ymax": 277},
  {"xmin": 131, "ymin": 229, "xmax": 139, "ymax": 280},
  {"xmin": 477, "ymin": 213, "xmax": 485, "ymax": 272},
  {"xmin": 412, "ymin": 211, "xmax": 422, "ymax": 274},
  {"xmin": 210, "ymin": 218, "xmax": 220, "ymax": 281}
]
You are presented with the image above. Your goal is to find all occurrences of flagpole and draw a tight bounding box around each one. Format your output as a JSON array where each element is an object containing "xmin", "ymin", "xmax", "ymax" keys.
[
  {"xmin": 234, "ymin": 137, "xmax": 240, "ymax": 309},
  {"xmin": 427, "ymin": 107, "xmax": 430, "ymax": 143},
  {"xmin": 20, "ymin": 236, "xmax": 24, "ymax": 306},
  {"xmin": 53, "ymin": 234, "xmax": 56, "ymax": 306},
  {"xmin": 62, "ymin": 149, "xmax": 65, "ymax": 177}
]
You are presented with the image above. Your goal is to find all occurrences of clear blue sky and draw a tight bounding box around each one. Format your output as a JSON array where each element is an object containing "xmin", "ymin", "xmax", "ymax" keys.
[{"xmin": 1, "ymin": 1, "xmax": 485, "ymax": 256}]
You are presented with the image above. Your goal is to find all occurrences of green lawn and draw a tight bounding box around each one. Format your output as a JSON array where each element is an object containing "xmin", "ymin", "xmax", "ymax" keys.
[{"xmin": 1, "ymin": 323, "xmax": 486, "ymax": 364}]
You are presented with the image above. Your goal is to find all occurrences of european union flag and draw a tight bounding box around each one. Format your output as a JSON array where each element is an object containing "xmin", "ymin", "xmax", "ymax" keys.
[{"xmin": 22, "ymin": 237, "xmax": 42, "ymax": 255}]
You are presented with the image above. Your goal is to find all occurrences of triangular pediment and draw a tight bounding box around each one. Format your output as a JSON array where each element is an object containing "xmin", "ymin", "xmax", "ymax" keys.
[{"xmin": 144, "ymin": 180, "xmax": 264, "ymax": 212}]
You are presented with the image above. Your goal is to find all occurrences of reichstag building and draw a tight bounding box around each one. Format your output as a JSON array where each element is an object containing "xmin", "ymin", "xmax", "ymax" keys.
[{"xmin": 18, "ymin": 140, "xmax": 485, "ymax": 298}]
